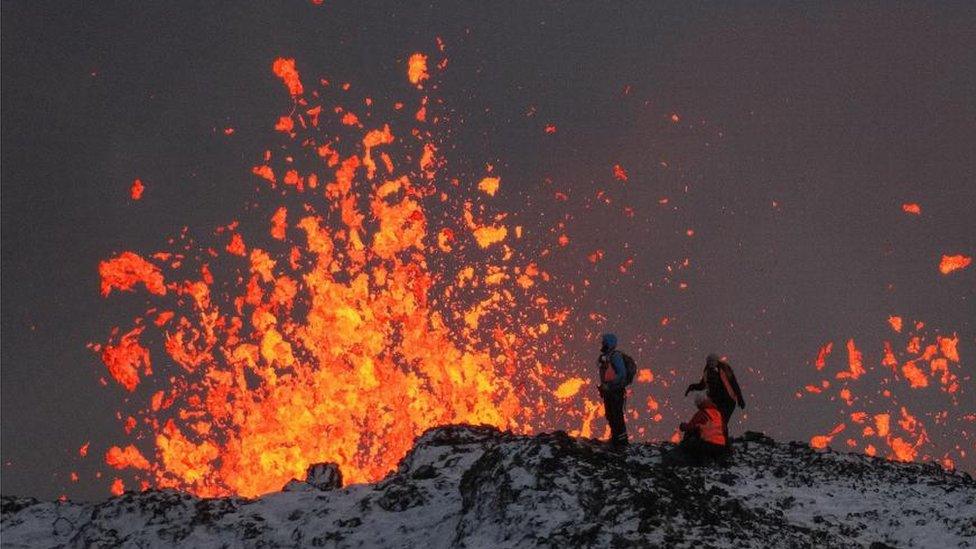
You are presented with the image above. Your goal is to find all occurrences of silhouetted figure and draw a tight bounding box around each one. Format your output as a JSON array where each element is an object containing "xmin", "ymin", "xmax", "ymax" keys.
[
  {"xmin": 685, "ymin": 353, "xmax": 745, "ymax": 439},
  {"xmin": 664, "ymin": 395, "xmax": 729, "ymax": 466},
  {"xmin": 597, "ymin": 333, "xmax": 628, "ymax": 448}
]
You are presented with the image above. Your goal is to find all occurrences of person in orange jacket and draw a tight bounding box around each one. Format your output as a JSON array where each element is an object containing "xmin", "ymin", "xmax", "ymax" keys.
[{"xmin": 665, "ymin": 394, "xmax": 730, "ymax": 465}]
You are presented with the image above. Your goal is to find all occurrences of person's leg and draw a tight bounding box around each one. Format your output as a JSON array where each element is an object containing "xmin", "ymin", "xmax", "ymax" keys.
[
  {"xmin": 679, "ymin": 436, "xmax": 708, "ymax": 465},
  {"xmin": 718, "ymin": 400, "xmax": 735, "ymax": 441},
  {"xmin": 702, "ymin": 441, "xmax": 729, "ymax": 459},
  {"xmin": 615, "ymin": 389, "xmax": 628, "ymax": 445},
  {"xmin": 607, "ymin": 389, "xmax": 627, "ymax": 446},
  {"xmin": 664, "ymin": 434, "xmax": 696, "ymax": 466}
]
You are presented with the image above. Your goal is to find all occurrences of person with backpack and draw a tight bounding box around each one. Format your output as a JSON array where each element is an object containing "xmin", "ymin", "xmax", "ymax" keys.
[
  {"xmin": 597, "ymin": 333, "xmax": 636, "ymax": 449},
  {"xmin": 684, "ymin": 353, "xmax": 745, "ymax": 440}
]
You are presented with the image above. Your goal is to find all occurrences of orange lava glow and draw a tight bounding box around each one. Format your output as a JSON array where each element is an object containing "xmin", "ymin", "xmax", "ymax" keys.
[
  {"xmin": 130, "ymin": 179, "xmax": 145, "ymax": 200},
  {"xmin": 554, "ymin": 377, "xmax": 587, "ymax": 399},
  {"xmin": 939, "ymin": 254, "xmax": 972, "ymax": 274},
  {"xmin": 110, "ymin": 478, "xmax": 125, "ymax": 496},
  {"xmin": 811, "ymin": 423, "xmax": 846, "ymax": 449},
  {"xmin": 272, "ymin": 57, "xmax": 303, "ymax": 96},
  {"xmin": 887, "ymin": 315, "xmax": 903, "ymax": 333},
  {"xmin": 407, "ymin": 53, "xmax": 429, "ymax": 86},
  {"xmin": 99, "ymin": 252, "xmax": 167, "ymax": 297},
  {"xmin": 612, "ymin": 164, "xmax": 628, "ymax": 181},
  {"xmin": 800, "ymin": 317, "xmax": 970, "ymax": 468},
  {"xmin": 94, "ymin": 51, "xmax": 573, "ymax": 497},
  {"xmin": 901, "ymin": 202, "xmax": 921, "ymax": 215},
  {"xmin": 106, "ymin": 445, "xmax": 151, "ymax": 471},
  {"xmin": 477, "ymin": 176, "xmax": 500, "ymax": 197}
]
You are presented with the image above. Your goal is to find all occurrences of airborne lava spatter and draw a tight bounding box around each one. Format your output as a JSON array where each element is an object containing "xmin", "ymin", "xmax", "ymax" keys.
[
  {"xmin": 94, "ymin": 52, "xmax": 572, "ymax": 497},
  {"xmin": 800, "ymin": 318, "xmax": 971, "ymax": 469}
]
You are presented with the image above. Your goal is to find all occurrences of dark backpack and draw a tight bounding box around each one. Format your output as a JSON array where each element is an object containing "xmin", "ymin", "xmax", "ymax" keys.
[{"xmin": 618, "ymin": 351, "xmax": 638, "ymax": 386}]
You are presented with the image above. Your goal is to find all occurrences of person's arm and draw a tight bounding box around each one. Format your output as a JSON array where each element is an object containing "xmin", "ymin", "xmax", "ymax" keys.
[
  {"xmin": 684, "ymin": 375, "xmax": 706, "ymax": 396},
  {"xmin": 723, "ymin": 364, "xmax": 746, "ymax": 408}
]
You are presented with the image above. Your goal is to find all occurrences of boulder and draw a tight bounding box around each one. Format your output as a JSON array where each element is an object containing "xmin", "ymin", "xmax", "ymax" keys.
[
  {"xmin": 281, "ymin": 462, "xmax": 343, "ymax": 492},
  {"xmin": 306, "ymin": 462, "xmax": 342, "ymax": 491}
]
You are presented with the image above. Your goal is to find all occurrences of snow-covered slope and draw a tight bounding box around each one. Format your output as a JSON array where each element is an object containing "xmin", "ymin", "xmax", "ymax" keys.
[{"xmin": 3, "ymin": 425, "xmax": 974, "ymax": 548}]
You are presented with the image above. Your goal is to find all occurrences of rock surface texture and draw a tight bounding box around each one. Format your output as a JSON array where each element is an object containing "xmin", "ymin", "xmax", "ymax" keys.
[{"xmin": 3, "ymin": 425, "xmax": 975, "ymax": 548}]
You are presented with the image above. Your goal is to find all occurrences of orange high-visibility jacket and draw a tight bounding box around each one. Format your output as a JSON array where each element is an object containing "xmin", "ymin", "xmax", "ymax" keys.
[{"xmin": 688, "ymin": 405, "xmax": 726, "ymax": 446}]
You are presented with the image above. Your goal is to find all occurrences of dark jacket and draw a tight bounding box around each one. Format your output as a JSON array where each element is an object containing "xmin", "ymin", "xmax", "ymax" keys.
[{"xmin": 685, "ymin": 359, "xmax": 745, "ymax": 409}]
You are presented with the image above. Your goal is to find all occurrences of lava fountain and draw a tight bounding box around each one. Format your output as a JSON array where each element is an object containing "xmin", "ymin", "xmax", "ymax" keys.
[{"xmin": 92, "ymin": 47, "xmax": 570, "ymax": 497}]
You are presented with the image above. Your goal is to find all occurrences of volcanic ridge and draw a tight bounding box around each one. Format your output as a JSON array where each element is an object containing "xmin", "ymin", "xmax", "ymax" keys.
[{"xmin": 3, "ymin": 425, "xmax": 974, "ymax": 548}]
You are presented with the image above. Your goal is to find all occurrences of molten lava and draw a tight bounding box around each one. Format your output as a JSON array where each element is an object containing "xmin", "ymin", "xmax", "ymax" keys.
[
  {"xmin": 94, "ymin": 51, "xmax": 569, "ymax": 497},
  {"xmin": 939, "ymin": 254, "xmax": 972, "ymax": 275},
  {"xmin": 800, "ymin": 317, "xmax": 970, "ymax": 469}
]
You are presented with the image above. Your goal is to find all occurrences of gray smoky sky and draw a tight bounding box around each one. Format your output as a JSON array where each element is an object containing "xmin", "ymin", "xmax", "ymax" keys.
[{"xmin": 2, "ymin": 1, "xmax": 974, "ymax": 501}]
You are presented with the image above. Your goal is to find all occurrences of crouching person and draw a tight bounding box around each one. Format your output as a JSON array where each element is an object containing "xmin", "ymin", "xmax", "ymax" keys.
[{"xmin": 664, "ymin": 395, "xmax": 730, "ymax": 466}]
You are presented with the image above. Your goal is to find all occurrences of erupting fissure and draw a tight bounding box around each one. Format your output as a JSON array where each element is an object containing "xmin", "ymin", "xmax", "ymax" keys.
[{"xmin": 92, "ymin": 49, "xmax": 570, "ymax": 497}]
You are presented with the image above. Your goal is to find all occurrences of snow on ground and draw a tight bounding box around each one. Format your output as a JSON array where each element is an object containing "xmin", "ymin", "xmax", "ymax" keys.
[{"xmin": 3, "ymin": 425, "xmax": 974, "ymax": 548}]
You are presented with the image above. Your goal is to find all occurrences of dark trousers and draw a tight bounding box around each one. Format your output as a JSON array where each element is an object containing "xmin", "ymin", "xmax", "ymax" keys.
[
  {"xmin": 663, "ymin": 434, "xmax": 729, "ymax": 466},
  {"xmin": 680, "ymin": 436, "xmax": 728, "ymax": 457},
  {"xmin": 602, "ymin": 387, "xmax": 628, "ymax": 446}
]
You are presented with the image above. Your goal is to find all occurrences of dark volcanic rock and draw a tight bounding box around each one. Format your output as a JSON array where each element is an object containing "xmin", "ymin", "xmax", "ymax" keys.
[
  {"xmin": 306, "ymin": 462, "xmax": 343, "ymax": 491},
  {"xmin": 282, "ymin": 462, "xmax": 343, "ymax": 492},
  {"xmin": 3, "ymin": 425, "xmax": 974, "ymax": 548}
]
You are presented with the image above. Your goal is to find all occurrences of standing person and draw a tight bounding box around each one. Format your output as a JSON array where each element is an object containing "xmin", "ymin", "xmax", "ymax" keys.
[
  {"xmin": 598, "ymin": 333, "xmax": 629, "ymax": 448},
  {"xmin": 684, "ymin": 353, "xmax": 745, "ymax": 439}
]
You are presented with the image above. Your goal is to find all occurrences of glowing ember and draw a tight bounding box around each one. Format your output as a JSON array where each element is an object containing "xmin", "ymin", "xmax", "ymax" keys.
[
  {"xmin": 100, "ymin": 327, "xmax": 152, "ymax": 392},
  {"xmin": 835, "ymin": 339, "xmax": 864, "ymax": 380},
  {"xmin": 407, "ymin": 53, "xmax": 429, "ymax": 86},
  {"xmin": 130, "ymin": 179, "xmax": 145, "ymax": 200},
  {"xmin": 106, "ymin": 445, "xmax": 151, "ymax": 471},
  {"xmin": 887, "ymin": 315, "xmax": 903, "ymax": 333},
  {"xmin": 477, "ymin": 176, "xmax": 500, "ymax": 197},
  {"xmin": 815, "ymin": 342, "xmax": 833, "ymax": 370},
  {"xmin": 554, "ymin": 378, "xmax": 587, "ymax": 399},
  {"xmin": 939, "ymin": 254, "xmax": 971, "ymax": 274},
  {"xmin": 901, "ymin": 202, "xmax": 921, "ymax": 215},
  {"xmin": 99, "ymin": 252, "xmax": 167, "ymax": 297},
  {"xmin": 612, "ymin": 164, "xmax": 628, "ymax": 181},
  {"xmin": 811, "ymin": 423, "xmax": 846, "ymax": 449},
  {"xmin": 271, "ymin": 57, "xmax": 303, "ymax": 96}
]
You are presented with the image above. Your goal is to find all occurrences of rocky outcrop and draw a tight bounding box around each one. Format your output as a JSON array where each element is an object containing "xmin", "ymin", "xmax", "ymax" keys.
[
  {"xmin": 3, "ymin": 425, "xmax": 974, "ymax": 548},
  {"xmin": 282, "ymin": 462, "xmax": 343, "ymax": 492}
]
